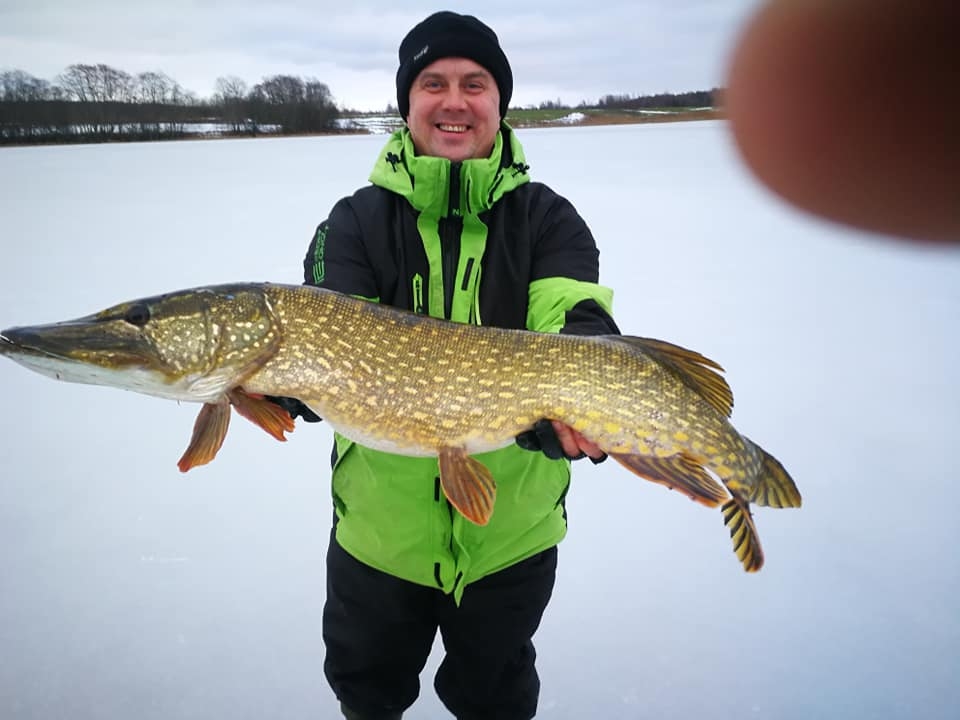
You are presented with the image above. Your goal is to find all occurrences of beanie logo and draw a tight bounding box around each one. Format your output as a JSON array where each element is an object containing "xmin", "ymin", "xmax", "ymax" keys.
[{"xmin": 413, "ymin": 44, "xmax": 430, "ymax": 63}]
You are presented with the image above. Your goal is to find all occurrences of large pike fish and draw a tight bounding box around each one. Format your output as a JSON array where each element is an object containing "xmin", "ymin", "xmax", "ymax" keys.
[{"xmin": 0, "ymin": 283, "xmax": 801, "ymax": 570}]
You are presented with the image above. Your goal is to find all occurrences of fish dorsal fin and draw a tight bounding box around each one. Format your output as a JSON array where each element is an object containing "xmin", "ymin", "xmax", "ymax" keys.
[
  {"xmin": 178, "ymin": 402, "xmax": 231, "ymax": 472},
  {"xmin": 438, "ymin": 446, "xmax": 497, "ymax": 526},
  {"xmin": 607, "ymin": 336, "xmax": 733, "ymax": 417},
  {"xmin": 228, "ymin": 388, "xmax": 296, "ymax": 441}
]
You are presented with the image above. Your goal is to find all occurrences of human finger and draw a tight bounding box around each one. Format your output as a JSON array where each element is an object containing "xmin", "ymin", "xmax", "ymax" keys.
[
  {"xmin": 551, "ymin": 421, "xmax": 605, "ymax": 461},
  {"xmin": 725, "ymin": 0, "xmax": 959, "ymax": 243}
]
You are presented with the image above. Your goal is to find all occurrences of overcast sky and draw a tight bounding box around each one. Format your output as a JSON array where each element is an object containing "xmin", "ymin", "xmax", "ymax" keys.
[{"xmin": 0, "ymin": 0, "xmax": 760, "ymax": 110}]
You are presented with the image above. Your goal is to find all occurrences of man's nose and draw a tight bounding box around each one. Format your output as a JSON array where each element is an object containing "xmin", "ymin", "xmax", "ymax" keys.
[{"xmin": 440, "ymin": 87, "xmax": 469, "ymax": 110}]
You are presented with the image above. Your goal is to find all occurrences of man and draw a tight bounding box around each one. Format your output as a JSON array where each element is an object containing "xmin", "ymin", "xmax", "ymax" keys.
[{"xmin": 293, "ymin": 11, "xmax": 618, "ymax": 719}]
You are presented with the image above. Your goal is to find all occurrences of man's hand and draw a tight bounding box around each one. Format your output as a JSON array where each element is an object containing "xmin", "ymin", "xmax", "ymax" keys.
[{"xmin": 516, "ymin": 419, "xmax": 607, "ymax": 464}]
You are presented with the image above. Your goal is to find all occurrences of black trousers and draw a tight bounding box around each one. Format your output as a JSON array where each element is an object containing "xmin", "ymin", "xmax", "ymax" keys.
[{"xmin": 322, "ymin": 532, "xmax": 558, "ymax": 720}]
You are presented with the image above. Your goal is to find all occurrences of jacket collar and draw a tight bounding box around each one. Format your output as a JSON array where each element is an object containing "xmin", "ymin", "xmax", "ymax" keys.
[{"xmin": 369, "ymin": 122, "xmax": 530, "ymax": 215}]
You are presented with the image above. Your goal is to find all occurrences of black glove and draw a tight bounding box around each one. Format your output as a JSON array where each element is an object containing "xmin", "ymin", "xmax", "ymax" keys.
[
  {"xmin": 516, "ymin": 419, "xmax": 608, "ymax": 464},
  {"xmin": 265, "ymin": 395, "xmax": 323, "ymax": 423},
  {"xmin": 516, "ymin": 419, "xmax": 567, "ymax": 459}
]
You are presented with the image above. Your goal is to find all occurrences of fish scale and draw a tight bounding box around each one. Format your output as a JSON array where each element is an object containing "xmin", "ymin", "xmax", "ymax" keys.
[
  {"xmin": 0, "ymin": 282, "xmax": 801, "ymax": 571},
  {"xmin": 261, "ymin": 286, "xmax": 735, "ymax": 464}
]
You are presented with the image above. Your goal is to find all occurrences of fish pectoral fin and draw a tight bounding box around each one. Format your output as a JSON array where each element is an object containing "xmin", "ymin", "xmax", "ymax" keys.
[
  {"xmin": 228, "ymin": 388, "xmax": 296, "ymax": 442},
  {"xmin": 178, "ymin": 402, "xmax": 231, "ymax": 472},
  {"xmin": 610, "ymin": 452, "xmax": 727, "ymax": 507},
  {"xmin": 438, "ymin": 446, "xmax": 497, "ymax": 526},
  {"xmin": 722, "ymin": 497, "xmax": 764, "ymax": 572}
]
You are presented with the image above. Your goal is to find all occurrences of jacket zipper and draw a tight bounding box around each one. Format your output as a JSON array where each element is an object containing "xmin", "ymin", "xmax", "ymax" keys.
[{"xmin": 441, "ymin": 161, "xmax": 462, "ymax": 319}]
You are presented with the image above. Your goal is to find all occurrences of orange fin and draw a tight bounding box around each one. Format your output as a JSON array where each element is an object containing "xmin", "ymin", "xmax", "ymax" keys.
[
  {"xmin": 178, "ymin": 402, "xmax": 231, "ymax": 472},
  {"xmin": 610, "ymin": 452, "xmax": 727, "ymax": 507},
  {"xmin": 438, "ymin": 446, "xmax": 497, "ymax": 526},
  {"xmin": 228, "ymin": 388, "xmax": 296, "ymax": 441},
  {"xmin": 606, "ymin": 336, "xmax": 733, "ymax": 417},
  {"xmin": 722, "ymin": 497, "xmax": 764, "ymax": 572}
]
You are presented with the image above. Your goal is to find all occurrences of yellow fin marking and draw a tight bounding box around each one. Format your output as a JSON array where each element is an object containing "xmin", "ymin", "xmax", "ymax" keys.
[
  {"xmin": 743, "ymin": 439, "xmax": 802, "ymax": 509},
  {"xmin": 722, "ymin": 497, "xmax": 764, "ymax": 572}
]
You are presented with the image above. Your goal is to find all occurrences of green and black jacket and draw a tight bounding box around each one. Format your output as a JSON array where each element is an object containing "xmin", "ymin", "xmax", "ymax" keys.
[{"xmin": 304, "ymin": 123, "xmax": 617, "ymax": 603}]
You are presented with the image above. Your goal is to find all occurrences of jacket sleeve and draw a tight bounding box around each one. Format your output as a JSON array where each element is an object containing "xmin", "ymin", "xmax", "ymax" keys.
[
  {"xmin": 303, "ymin": 195, "xmax": 379, "ymax": 300},
  {"xmin": 526, "ymin": 186, "xmax": 620, "ymax": 337}
]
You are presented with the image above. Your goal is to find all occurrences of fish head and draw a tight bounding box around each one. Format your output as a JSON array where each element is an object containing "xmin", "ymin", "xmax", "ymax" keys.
[{"xmin": 0, "ymin": 284, "xmax": 281, "ymax": 402}]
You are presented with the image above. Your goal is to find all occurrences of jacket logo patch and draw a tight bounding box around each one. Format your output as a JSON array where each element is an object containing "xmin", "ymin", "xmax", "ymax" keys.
[{"xmin": 312, "ymin": 225, "xmax": 327, "ymax": 284}]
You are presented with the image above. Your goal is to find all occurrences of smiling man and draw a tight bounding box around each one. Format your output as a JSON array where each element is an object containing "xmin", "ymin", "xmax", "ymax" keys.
[
  {"xmin": 291, "ymin": 11, "xmax": 619, "ymax": 720},
  {"xmin": 405, "ymin": 57, "xmax": 500, "ymax": 162}
]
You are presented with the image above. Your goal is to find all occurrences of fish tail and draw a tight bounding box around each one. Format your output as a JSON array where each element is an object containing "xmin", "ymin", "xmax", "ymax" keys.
[
  {"xmin": 722, "ymin": 497, "xmax": 764, "ymax": 572},
  {"xmin": 744, "ymin": 437, "xmax": 802, "ymax": 509}
]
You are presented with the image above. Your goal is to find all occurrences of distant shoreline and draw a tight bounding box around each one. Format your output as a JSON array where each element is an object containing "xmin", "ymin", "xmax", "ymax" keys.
[{"xmin": 0, "ymin": 108, "xmax": 724, "ymax": 148}]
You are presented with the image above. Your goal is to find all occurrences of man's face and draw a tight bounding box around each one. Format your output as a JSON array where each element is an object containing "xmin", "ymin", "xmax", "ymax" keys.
[{"xmin": 406, "ymin": 57, "xmax": 501, "ymax": 162}]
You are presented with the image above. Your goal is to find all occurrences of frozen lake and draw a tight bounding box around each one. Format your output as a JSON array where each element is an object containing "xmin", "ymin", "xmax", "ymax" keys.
[{"xmin": 1, "ymin": 121, "xmax": 958, "ymax": 719}]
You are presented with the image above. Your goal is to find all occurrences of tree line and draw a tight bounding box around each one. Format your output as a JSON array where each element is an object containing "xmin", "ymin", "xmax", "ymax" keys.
[
  {"xmin": 1, "ymin": 63, "xmax": 720, "ymax": 146},
  {"xmin": 595, "ymin": 89, "xmax": 718, "ymax": 110},
  {"xmin": 0, "ymin": 64, "xmax": 340, "ymax": 145}
]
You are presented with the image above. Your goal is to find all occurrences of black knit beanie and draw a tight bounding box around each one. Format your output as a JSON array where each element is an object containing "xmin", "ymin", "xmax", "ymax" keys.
[{"xmin": 396, "ymin": 11, "xmax": 513, "ymax": 119}]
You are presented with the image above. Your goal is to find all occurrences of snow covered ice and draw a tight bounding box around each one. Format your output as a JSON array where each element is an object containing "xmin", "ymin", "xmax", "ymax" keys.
[{"xmin": 1, "ymin": 120, "xmax": 958, "ymax": 719}]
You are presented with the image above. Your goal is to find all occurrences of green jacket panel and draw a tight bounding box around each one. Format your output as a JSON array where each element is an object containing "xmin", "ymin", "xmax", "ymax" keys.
[{"xmin": 332, "ymin": 438, "xmax": 569, "ymax": 604}]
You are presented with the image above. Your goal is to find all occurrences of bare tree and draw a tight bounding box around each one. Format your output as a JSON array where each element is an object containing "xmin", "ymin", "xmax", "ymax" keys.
[
  {"xmin": 131, "ymin": 71, "xmax": 193, "ymax": 137},
  {"xmin": 0, "ymin": 70, "xmax": 56, "ymax": 140},
  {"xmin": 1, "ymin": 69, "xmax": 52, "ymax": 102},
  {"xmin": 58, "ymin": 63, "xmax": 132, "ymax": 103},
  {"xmin": 135, "ymin": 71, "xmax": 176, "ymax": 104},
  {"xmin": 3, "ymin": 63, "xmax": 342, "ymax": 145},
  {"xmin": 214, "ymin": 75, "xmax": 250, "ymax": 133},
  {"xmin": 57, "ymin": 63, "xmax": 133, "ymax": 137},
  {"xmin": 250, "ymin": 74, "xmax": 338, "ymax": 134}
]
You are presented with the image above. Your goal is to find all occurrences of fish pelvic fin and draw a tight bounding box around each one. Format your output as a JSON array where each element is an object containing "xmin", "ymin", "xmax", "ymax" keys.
[
  {"xmin": 177, "ymin": 390, "xmax": 295, "ymax": 473},
  {"xmin": 178, "ymin": 402, "xmax": 231, "ymax": 472},
  {"xmin": 610, "ymin": 452, "xmax": 727, "ymax": 507},
  {"xmin": 722, "ymin": 497, "xmax": 764, "ymax": 572},
  {"xmin": 438, "ymin": 446, "xmax": 497, "ymax": 526},
  {"xmin": 228, "ymin": 388, "xmax": 296, "ymax": 442},
  {"xmin": 743, "ymin": 438, "xmax": 802, "ymax": 508},
  {"xmin": 606, "ymin": 336, "xmax": 733, "ymax": 417}
]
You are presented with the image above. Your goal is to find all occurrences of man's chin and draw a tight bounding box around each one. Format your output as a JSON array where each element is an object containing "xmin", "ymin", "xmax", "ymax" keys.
[{"xmin": 428, "ymin": 137, "xmax": 474, "ymax": 161}]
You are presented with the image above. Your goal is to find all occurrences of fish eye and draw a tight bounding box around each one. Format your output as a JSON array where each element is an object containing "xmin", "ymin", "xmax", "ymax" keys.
[{"xmin": 123, "ymin": 303, "xmax": 151, "ymax": 327}]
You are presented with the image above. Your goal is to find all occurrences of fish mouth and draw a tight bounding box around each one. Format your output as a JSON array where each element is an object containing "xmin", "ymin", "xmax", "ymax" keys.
[
  {"xmin": 0, "ymin": 318, "xmax": 174, "ymax": 396},
  {"xmin": 0, "ymin": 332, "xmax": 16, "ymax": 354},
  {"xmin": 0, "ymin": 317, "xmax": 153, "ymax": 368},
  {"xmin": 1, "ymin": 326, "xmax": 68, "ymax": 361}
]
